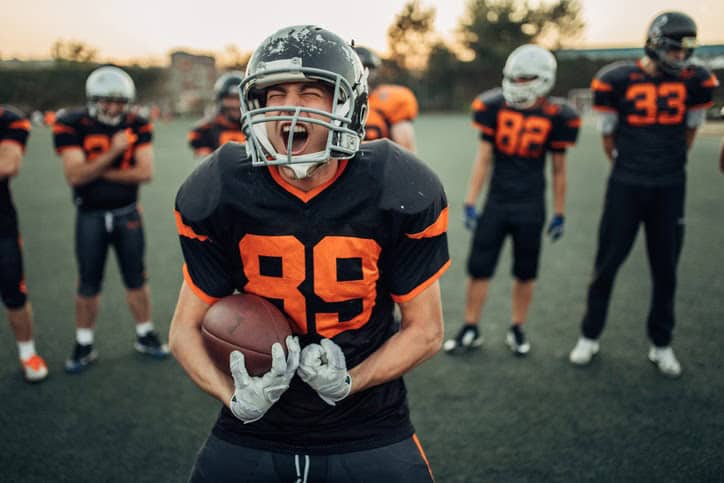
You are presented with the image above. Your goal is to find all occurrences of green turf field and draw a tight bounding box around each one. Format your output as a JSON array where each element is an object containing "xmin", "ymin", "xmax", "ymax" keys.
[{"xmin": 1, "ymin": 116, "xmax": 722, "ymax": 482}]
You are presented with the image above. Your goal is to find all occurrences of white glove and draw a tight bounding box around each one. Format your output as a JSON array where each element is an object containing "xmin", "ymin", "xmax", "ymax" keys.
[
  {"xmin": 297, "ymin": 338, "xmax": 352, "ymax": 406},
  {"xmin": 229, "ymin": 335, "xmax": 300, "ymax": 424}
]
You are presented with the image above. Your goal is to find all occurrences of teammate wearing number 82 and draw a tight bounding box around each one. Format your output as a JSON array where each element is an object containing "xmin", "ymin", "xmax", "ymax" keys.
[{"xmin": 170, "ymin": 25, "xmax": 449, "ymax": 482}]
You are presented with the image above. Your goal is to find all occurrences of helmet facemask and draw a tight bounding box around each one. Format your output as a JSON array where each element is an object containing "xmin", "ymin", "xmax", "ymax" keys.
[
  {"xmin": 86, "ymin": 66, "xmax": 136, "ymax": 126},
  {"xmin": 501, "ymin": 44, "xmax": 556, "ymax": 110},
  {"xmin": 241, "ymin": 60, "xmax": 367, "ymax": 178}
]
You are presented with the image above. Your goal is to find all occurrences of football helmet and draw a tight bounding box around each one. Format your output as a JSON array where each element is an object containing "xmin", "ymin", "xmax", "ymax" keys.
[
  {"xmin": 645, "ymin": 11, "xmax": 697, "ymax": 76},
  {"xmin": 214, "ymin": 71, "xmax": 243, "ymax": 102},
  {"xmin": 501, "ymin": 44, "xmax": 556, "ymax": 109},
  {"xmin": 85, "ymin": 66, "xmax": 135, "ymax": 126},
  {"xmin": 240, "ymin": 25, "xmax": 368, "ymax": 178},
  {"xmin": 353, "ymin": 46, "xmax": 381, "ymax": 70}
]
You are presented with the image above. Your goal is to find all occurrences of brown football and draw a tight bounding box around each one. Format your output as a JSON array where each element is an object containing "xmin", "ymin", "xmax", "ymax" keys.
[{"xmin": 201, "ymin": 293, "xmax": 292, "ymax": 377}]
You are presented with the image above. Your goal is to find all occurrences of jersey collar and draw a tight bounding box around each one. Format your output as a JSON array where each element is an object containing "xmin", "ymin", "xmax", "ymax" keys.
[{"xmin": 267, "ymin": 159, "xmax": 349, "ymax": 203}]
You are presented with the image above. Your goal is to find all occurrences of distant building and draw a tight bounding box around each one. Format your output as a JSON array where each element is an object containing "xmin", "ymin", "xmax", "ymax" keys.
[{"xmin": 168, "ymin": 51, "xmax": 216, "ymax": 115}]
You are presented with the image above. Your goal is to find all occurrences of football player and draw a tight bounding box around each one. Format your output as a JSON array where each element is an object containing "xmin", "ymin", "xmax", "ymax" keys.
[
  {"xmin": 0, "ymin": 105, "xmax": 49, "ymax": 382},
  {"xmin": 444, "ymin": 44, "xmax": 580, "ymax": 356},
  {"xmin": 354, "ymin": 46, "xmax": 418, "ymax": 152},
  {"xmin": 170, "ymin": 25, "xmax": 449, "ymax": 482},
  {"xmin": 188, "ymin": 71, "xmax": 246, "ymax": 158},
  {"xmin": 53, "ymin": 65, "xmax": 169, "ymax": 373},
  {"xmin": 569, "ymin": 12, "xmax": 719, "ymax": 377}
]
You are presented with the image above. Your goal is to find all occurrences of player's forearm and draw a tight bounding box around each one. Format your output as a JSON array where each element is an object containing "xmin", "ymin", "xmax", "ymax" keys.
[
  {"xmin": 602, "ymin": 135, "xmax": 616, "ymax": 163},
  {"xmin": 551, "ymin": 154, "xmax": 566, "ymax": 215},
  {"xmin": 66, "ymin": 150, "xmax": 120, "ymax": 186},
  {"xmin": 0, "ymin": 146, "xmax": 23, "ymax": 178},
  {"xmin": 102, "ymin": 165, "xmax": 153, "ymax": 184},
  {"xmin": 685, "ymin": 128, "xmax": 698, "ymax": 150}
]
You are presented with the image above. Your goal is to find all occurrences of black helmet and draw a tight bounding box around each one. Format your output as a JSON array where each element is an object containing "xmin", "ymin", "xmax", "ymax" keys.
[
  {"xmin": 353, "ymin": 46, "xmax": 381, "ymax": 70},
  {"xmin": 645, "ymin": 11, "xmax": 697, "ymax": 75},
  {"xmin": 214, "ymin": 71, "xmax": 243, "ymax": 102},
  {"xmin": 240, "ymin": 25, "xmax": 369, "ymax": 169}
]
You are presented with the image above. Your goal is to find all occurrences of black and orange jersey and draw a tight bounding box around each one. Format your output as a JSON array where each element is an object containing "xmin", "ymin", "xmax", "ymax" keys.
[
  {"xmin": 472, "ymin": 88, "xmax": 580, "ymax": 204},
  {"xmin": 591, "ymin": 60, "xmax": 719, "ymax": 186},
  {"xmin": 175, "ymin": 139, "xmax": 449, "ymax": 454},
  {"xmin": 0, "ymin": 105, "xmax": 31, "ymax": 236},
  {"xmin": 53, "ymin": 108, "xmax": 153, "ymax": 210},
  {"xmin": 364, "ymin": 85, "xmax": 419, "ymax": 142},
  {"xmin": 187, "ymin": 114, "xmax": 246, "ymax": 156}
]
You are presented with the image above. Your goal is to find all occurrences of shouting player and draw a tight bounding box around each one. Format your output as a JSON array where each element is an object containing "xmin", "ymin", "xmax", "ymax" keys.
[
  {"xmin": 353, "ymin": 46, "xmax": 418, "ymax": 152},
  {"xmin": 170, "ymin": 25, "xmax": 449, "ymax": 482},
  {"xmin": 569, "ymin": 12, "xmax": 719, "ymax": 377},
  {"xmin": 188, "ymin": 71, "xmax": 246, "ymax": 158},
  {"xmin": 445, "ymin": 44, "xmax": 580, "ymax": 356},
  {"xmin": 53, "ymin": 65, "xmax": 169, "ymax": 373},
  {"xmin": 1, "ymin": 105, "xmax": 48, "ymax": 382}
]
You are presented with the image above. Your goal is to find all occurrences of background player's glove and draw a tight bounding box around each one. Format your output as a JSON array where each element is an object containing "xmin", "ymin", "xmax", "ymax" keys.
[
  {"xmin": 229, "ymin": 335, "xmax": 300, "ymax": 424},
  {"xmin": 298, "ymin": 338, "xmax": 352, "ymax": 406},
  {"xmin": 463, "ymin": 203, "xmax": 478, "ymax": 231},
  {"xmin": 547, "ymin": 214, "xmax": 565, "ymax": 242}
]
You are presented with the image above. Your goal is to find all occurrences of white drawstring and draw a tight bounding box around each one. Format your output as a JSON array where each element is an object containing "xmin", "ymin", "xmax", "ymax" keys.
[{"xmin": 294, "ymin": 454, "xmax": 310, "ymax": 483}]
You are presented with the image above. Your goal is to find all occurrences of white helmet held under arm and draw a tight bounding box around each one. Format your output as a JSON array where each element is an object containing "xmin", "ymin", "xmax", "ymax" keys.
[
  {"xmin": 85, "ymin": 66, "xmax": 136, "ymax": 126},
  {"xmin": 502, "ymin": 44, "xmax": 557, "ymax": 109}
]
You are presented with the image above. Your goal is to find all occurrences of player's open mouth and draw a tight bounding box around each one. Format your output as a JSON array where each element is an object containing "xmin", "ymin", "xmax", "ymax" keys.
[{"xmin": 280, "ymin": 123, "xmax": 309, "ymax": 155}]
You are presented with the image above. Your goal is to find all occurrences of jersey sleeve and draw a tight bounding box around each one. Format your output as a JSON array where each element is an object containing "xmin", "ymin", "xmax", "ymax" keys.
[
  {"xmin": 549, "ymin": 103, "xmax": 581, "ymax": 153},
  {"xmin": 0, "ymin": 107, "xmax": 31, "ymax": 149},
  {"xmin": 590, "ymin": 65, "xmax": 619, "ymax": 113},
  {"xmin": 686, "ymin": 66, "xmax": 719, "ymax": 110},
  {"xmin": 188, "ymin": 124, "xmax": 212, "ymax": 152},
  {"xmin": 471, "ymin": 90, "xmax": 499, "ymax": 142},
  {"xmin": 133, "ymin": 118, "xmax": 153, "ymax": 146},
  {"xmin": 52, "ymin": 110, "xmax": 82, "ymax": 153},
  {"xmin": 175, "ymin": 160, "xmax": 234, "ymax": 304}
]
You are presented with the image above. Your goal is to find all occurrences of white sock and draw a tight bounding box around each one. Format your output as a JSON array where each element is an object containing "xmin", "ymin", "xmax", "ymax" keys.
[
  {"xmin": 77, "ymin": 328, "xmax": 94, "ymax": 346},
  {"xmin": 18, "ymin": 340, "xmax": 37, "ymax": 361},
  {"xmin": 135, "ymin": 321, "xmax": 154, "ymax": 337}
]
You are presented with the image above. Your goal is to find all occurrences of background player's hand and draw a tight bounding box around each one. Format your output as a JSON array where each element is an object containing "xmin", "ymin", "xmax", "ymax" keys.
[
  {"xmin": 463, "ymin": 203, "xmax": 478, "ymax": 231},
  {"xmin": 547, "ymin": 214, "xmax": 565, "ymax": 241},
  {"xmin": 110, "ymin": 130, "xmax": 130, "ymax": 153},
  {"xmin": 229, "ymin": 335, "xmax": 300, "ymax": 423},
  {"xmin": 297, "ymin": 338, "xmax": 352, "ymax": 406}
]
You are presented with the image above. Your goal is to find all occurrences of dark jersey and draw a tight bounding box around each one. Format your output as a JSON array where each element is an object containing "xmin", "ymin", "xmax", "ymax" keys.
[
  {"xmin": 53, "ymin": 108, "xmax": 153, "ymax": 210},
  {"xmin": 591, "ymin": 60, "xmax": 719, "ymax": 186},
  {"xmin": 472, "ymin": 88, "xmax": 580, "ymax": 204},
  {"xmin": 175, "ymin": 140, "xmax": 450, "ymax": 454},
  {"xmin": 0, "ymin": 106, "xmax": 31, "ymax": 236},
  {"xmin": 187, "ymin": 114, "xmax": 246, "ymax": 155},
  {"xmin": 364, "ymin": 85, "xmax": 419, "ymax": 142}
]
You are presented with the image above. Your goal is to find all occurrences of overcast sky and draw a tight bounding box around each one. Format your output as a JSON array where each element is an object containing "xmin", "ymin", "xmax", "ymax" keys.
[{"xmin": 2, "ymin": 0, "xmax": 722, "ymax": 62}]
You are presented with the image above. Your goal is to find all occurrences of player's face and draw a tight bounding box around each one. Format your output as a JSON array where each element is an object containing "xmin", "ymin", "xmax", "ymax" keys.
[
  {"xmin": 221, "ymin": 95, "xmax": 241, "ymax": 121},
  {"xmin": 264, "ymin": 81, "xmax": 334, "ymax": 156},
  {"xmin": 97, "ymin": 98, "xmax": 128, "ymax": 118}
]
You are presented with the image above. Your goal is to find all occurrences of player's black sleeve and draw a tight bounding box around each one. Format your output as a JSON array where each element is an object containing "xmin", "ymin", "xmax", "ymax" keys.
[
  {"xmin": 188, "ymin": 120, "xmax": 213, "ymax": 152},
  {"xmin": 0, "ymin": 106, "xmax": 31, "ymax": 149},
  {"xmin": 686, "ymin": 66, "xmax": 719, "ymax": 109},
  {"xmin": 471, "ymin": 89, "xmax": 501, "ymax": 143},
  {"xmin": 590, "ymin": 63, "xmax": 622, "ymax": 113},
  {"xmin": 52, "ymin": 109, "xmax": 83, "ymax": 153},
  {"xmin": 175, "ymin": 153, "xmax": 234, "ymax": 304},
  {"xmin": 131, "ymin": 116, "xmax": 153, "ymax": 146},
  {"xmin": 549, "ymin": 102, "xmax": 581, "ymax": 153}
]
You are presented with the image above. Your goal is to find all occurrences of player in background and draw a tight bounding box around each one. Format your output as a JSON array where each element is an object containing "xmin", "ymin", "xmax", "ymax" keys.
[
  {"xmin": 354, "ymin": 46, "xmax": 418, "ymax": 152},
  {"xmin": 170, "ymin": 25, "xmax": 448, "ymax": 482},
  {"xmin": 444, "ymin": 44, "xmax": 580, "ymax": 356},
  {"xmin": 569, "ymin": 12, "xmax": 719, "ymax": 377},
  {"xmin": 188, "ymin": 71, "xmax": 246, "ymax": 158},
  {"xmin": 53, "ymin": 65, "xmax": 169, "ymax": 373},
  {"xmin": 0, "ymin": 105, "xmax": 48, "ymax": 382}
]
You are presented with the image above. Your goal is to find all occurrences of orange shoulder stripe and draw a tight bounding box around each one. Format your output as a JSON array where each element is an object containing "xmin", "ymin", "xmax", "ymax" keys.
[
  {"xmin": 472, "ymin": 122, "xmax": 495, "ymax": 135},
  {"xmin": 471, "ymin": 98, "xmax": 486, "ymax": 111},
  {"xmin": 406, "ymin": 207, "xmax": 448, "ymax": 239},
  {"xmin": 702, "ymin": 74, "xmax": 720, "ymax": 88},
  {"xmin": 591, "ymin": 78, "xmax": 613, "ymax": 92},
  {"xmin": 52, "ymin": 124, "xmax": 76, "ymax": 135},
  {"xmin": 175, "ymin": 210, "xmax": 209, "ymax": 241},
  {"xmin": 182, "ymin": 264, "xmax": 219, "ymax": 305},
  {"xmin": 392, "ymin": 259, "xmax": 451, "ymax": 304},
  {"xmin": 188, "ymin": 131, "xmax": 201, "ymax": 141},
  {"xmin": 9, "ymin": 119, "xmax": 31, "ymax": 131}
]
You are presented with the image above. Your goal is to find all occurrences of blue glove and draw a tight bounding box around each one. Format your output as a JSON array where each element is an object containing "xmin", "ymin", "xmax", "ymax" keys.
[
  {"xmin": 463, "ymin": 204, "xmax": 478, "ymax": 231},
  {"xmin": 547, "ymin": 214, "xmax": 565, "ymax": 242}
]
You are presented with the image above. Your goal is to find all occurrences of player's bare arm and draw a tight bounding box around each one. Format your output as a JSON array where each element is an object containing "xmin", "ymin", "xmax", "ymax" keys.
[
  {"xmin": 464, "ymin": 140, "xmax": 493, "ymax": 205},
  {"xmin": 390, "ymin": 121, "xmax": 416, "ymax": 152},
  {"xmin": 347, "ymin": 281, "xmax": 444, "ymax": 394},
  {"xmin": 601, "ymin": 134, "xmax": 616, "ymax": 163},
  {"xmin": 169, "ymin": 282, "xmax": 235, "ymax": 405},
  {"xmin": 0, "ymin": 141, "xmax": 23, "ymax": 179},
  {"xmin": 101, "ymin": 143, "xmax": 154, "ymax": 184},
  {"xmin": 551, "ymin": 152, "xmax": 567, "ymax": 215},
  {"xmin": 62, "ymin": 130, "xmax": 128, "ymax": 186}
]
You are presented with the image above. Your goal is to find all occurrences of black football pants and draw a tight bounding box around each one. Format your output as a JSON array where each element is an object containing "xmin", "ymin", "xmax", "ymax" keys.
[{"xmin": 581, "ymin": 178, "xmax": 685, "ymax": 347}]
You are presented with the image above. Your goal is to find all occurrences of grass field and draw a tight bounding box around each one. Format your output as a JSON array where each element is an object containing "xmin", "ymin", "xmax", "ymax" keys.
[{"xmin": 1, "ymin": 115, "xmax": 722, "ymax": 482}]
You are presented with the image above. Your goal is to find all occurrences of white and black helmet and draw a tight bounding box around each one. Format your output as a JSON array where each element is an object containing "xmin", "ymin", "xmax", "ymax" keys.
[
  {"xmin": 240, "ymin": 25, "xmax": 369, "ymax": 172},
  {"xmin": 85, "ymin": 65, "xmax": 135, "ymax": 125},
  {"xmin": 501, "ymin": 44, "xmax": 556, "ymax": 109}
]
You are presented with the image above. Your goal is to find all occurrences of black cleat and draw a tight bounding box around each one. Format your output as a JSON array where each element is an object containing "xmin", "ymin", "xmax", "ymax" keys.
[
  {"xmin": 443, "ymin": 324, "xmax": 483, "ymax": 355},
  {"xmin": 134, "ymin": 331, "xmax": 170, "ymax": 359},
  {"xmin": 65, "ymin": 343, "xmax": 98, "ymax": 374}
]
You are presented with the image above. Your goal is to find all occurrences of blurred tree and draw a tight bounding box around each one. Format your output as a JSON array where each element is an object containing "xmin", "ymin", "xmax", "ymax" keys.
[
  {"xmin": 387, "ymin": 0, "xmax": 437, "ymax": 72},
  {"xmin": 219, "ymin": 44, "xmax": 251, "ymax": 72},
  {"xmin": 50, "ymin": 39, "xmax": 98, "ymax": 64}
]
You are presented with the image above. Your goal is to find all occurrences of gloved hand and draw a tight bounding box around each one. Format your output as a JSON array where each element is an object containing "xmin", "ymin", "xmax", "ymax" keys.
[
  {"xmin": 463, "ymin": 204, "xmax": 478, "ymax": 231},
  {"xmin": 297, "ymin": 338, "xmax": 352, "ymax": 406},
  {"xmin": 229, "ymin": 335, "xmax": 300, "ymax": 424},
  {"xmin": 547, "ymin": 214, "xmax": 565, "ymax": 242}
]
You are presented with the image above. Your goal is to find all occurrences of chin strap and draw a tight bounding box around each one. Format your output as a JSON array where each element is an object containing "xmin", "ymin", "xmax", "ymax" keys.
[{"xmin": 284, "ymin": 162, "xmax": 325, "ymax": 179}]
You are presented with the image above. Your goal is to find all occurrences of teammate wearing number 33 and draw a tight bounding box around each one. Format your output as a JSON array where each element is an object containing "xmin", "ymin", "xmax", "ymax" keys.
[{"xmin": 169, "ymin": 25, "xmax": 449, "ymax": 482}]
